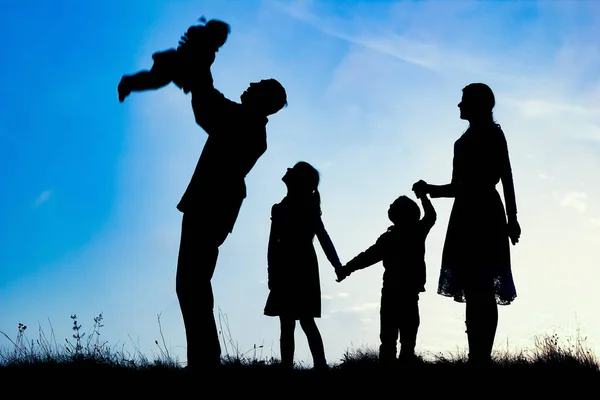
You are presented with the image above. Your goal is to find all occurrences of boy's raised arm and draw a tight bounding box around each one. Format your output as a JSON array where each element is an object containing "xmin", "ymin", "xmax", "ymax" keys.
[{"xmin": 420, "ymin": 194, "xmax": 437, "ymax": 232}]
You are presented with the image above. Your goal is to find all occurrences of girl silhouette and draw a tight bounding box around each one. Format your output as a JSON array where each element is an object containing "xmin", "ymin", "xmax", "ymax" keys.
[
  {"xmin": 264, "ymin": 161, "xmax": 342, "ymax": 370},
  {"xmin": 413, "ymin": 83, "xmax": 521, "ymax": 365}
]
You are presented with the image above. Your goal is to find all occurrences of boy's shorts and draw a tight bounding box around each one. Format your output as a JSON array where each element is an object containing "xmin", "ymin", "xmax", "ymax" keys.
[
  {"xmin": 151, "ymin": 49, "xmax": 183, "ymax": 88},
  {"xmin": 151, "ymin": 48, "xmax": 215, "ymax": 93}
]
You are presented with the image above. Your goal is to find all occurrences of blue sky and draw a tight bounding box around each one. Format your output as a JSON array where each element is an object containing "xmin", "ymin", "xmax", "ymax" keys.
[{"xmin": 1, "ymin": 0, "xmax": 600, "ymax": 366}]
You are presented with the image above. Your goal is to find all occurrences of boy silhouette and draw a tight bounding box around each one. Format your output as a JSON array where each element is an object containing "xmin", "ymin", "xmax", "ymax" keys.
[{"xmin": 336, "ymin": 190, "xmax": 436, "ymax": 364}]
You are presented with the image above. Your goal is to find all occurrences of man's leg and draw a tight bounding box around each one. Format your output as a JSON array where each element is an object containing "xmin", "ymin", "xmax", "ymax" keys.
[
  {"xmin": 379, "ymin": 291, "xmax": 399, "ymax": 365},
  {"xmin": 176, "ymin": 212, "xmax": 230, "ymax": 370}
]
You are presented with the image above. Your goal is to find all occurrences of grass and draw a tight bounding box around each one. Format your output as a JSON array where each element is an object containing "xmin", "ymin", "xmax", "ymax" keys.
[{"xmin": 1, "ymin": 311, "xmax": 599, "ymax": 396}]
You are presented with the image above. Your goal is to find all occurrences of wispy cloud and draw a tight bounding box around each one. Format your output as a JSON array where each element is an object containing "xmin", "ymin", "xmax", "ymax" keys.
[
  {"xmin": 33, "ymin": 189, "xmax": 52, "ymax": 208},
  {"xmin": 274, "ymin": 0, "xmax": 600, "ymax": 131},
  {"xmin": 505, "ymin": 97, "xmax": 600, "ymax": 118},
  {"xmin": 273, "ymin": 0, "xmax": 492, "ymax": 76},
  {"xmin": 322, "ymin": 292, "xmax": 350, "ymax": 300},
  {"xmin": 560, "ymin": 191, "xmax": 588, "ymax": 213},
  {"xmin": 329, "ymin": 302, "xmax": 379, "ymax": 314}
]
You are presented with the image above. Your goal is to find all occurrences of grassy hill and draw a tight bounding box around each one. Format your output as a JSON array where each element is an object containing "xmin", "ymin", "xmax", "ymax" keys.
[{"xmin": 1, "ymin": 314, "xmax": 598, "ymax": 397}]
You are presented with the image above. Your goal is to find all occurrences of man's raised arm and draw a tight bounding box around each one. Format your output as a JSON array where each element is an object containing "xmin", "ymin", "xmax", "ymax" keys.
[{"xmin": 182, "ymin": 34, "xmax": 237, "ymax": 134}]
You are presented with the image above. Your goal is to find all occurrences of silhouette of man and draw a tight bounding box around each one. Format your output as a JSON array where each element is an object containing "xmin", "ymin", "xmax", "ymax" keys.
[{"xmin": 175, "ymin": 31, "xmax": 287, "ymax": 370}]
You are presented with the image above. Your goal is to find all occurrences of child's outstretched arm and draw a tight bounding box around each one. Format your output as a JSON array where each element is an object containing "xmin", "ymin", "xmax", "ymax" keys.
[{"xmin": 337, "ymin": 234, "xmax": 385, "ymax": 282}]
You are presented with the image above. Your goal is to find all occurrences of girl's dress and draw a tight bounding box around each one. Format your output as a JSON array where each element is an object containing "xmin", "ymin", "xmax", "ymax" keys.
[
  {"xmin": 430, "ymin": 123, "xmax": 517, "ymax": 305},
  {"xmin": 264, "ymin": 196, "xmax": 341, "ymax": 319}
]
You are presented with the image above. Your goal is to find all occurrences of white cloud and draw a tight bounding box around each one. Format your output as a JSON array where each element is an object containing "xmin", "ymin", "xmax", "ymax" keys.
[
  {"xmin": 589, "ymin": 218, "xmax": 600, "ymax": 227},
  {"xmin": 505, "ymin": 97, "xmax": 600, "ymax": 118},
  {"xmin": 560, "ymin": 191, "xmax": 588, "ymax": 213},
  {"xmin": 273, "ymin": 0, "xmax": 494, "ymax": 77},
  {"xmin": 322, "ymin": 292, "xmax": 350, "ymax": 300},
  {"xmin": 33, "ymin": 190, "xmax": 52, "ymax": 208},
  {"xmin": 330, "ymin": 302, "xmax": 380, "ymax": 314}
]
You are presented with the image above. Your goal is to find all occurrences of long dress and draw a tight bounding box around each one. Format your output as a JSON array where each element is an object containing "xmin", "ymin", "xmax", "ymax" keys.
[
  {"xmin": 263, "ymin": 196, "xmax": 342, "ymax": 319},
  {"xmin": 429, "ymin": 123, "xmax": 518, "ymax": 305}
]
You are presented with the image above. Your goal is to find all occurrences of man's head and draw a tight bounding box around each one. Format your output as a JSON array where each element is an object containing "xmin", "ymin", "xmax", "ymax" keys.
[
  {"xmin": 388, "ymin": 195, "xmax": 420, "ymax": 226},
  {"xmin": 240, "ymin": 79, "xmax": 287, "ymax": 116}
]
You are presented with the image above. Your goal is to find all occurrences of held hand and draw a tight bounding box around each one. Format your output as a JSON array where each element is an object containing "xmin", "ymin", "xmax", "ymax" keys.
[
  {"xmin": 335, "ymin": 267, "xmax": 349, "ymax": 283},
  {"xmin": 412, "ymin": 180, "xmax": 429, "ymax": 198},
  {"xmin": 414, "ymin": 187, "xmax": 426, "ymax": 199},
  {"xmin": 508, "ymin": 217, "xmax": 521, "ymax": 245}
]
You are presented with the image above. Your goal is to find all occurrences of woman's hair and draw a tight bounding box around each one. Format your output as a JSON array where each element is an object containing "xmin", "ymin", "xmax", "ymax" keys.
[
  {"xmin": 462, "ymin": 83, "xmax": 496, "ymax": 122},
  {"xmin": 293, "ymin": 161, "xmax": 322, "ymax": 215}
]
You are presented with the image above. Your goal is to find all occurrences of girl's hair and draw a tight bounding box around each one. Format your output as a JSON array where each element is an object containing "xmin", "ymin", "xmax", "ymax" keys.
[
  {"xmin": 313, "ymin": 188, "xmax": 322, "ymax": 216},
  {"xmin": 463, "ymin": 83, "xmax": 496, "ymax": 122},
  {"xmin": 293, "ymin": 161, "xmax": 322, "ymax": 215}
]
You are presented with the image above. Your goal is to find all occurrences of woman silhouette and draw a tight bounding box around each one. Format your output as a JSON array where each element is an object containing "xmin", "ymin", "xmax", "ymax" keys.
[
  {"xmin": 413, "ymin": 83, "xmax": 521, "ymax": 364},
  {"xmin": 264, "ymin": 161, "xmax": 343, "ymax": 370}
]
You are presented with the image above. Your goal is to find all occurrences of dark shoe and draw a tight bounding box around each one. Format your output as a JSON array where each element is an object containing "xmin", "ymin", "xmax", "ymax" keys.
[
  {"xmin": 185, "ymin": 356, "xmax": 222, "ymax": 372},
  {"xmin": 379, "ymin": 356, "xmax": 397, "ymax": 368},
  {"xmin": 467, "ymin": 353, "xmax": 493, "ymax": 368},
  {"xmin": 314, "ymin": 362, "xmax": 329, "ymax": 372},
  {"xmin": 379, "ymin": 347, "xmax": 397, "ymax": 367},
  {"xmin": 276, "ymin": 360, "xmax": 294, "ymax": 372},
  {"xmin": 398, "ymin": 351, "xmax": 418, "ymax": 366}
]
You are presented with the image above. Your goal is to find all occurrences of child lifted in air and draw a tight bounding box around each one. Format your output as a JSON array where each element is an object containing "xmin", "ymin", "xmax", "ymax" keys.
[{"xmin": 118, "ymin": 16, "xmax": 230, "ymax": 102}]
